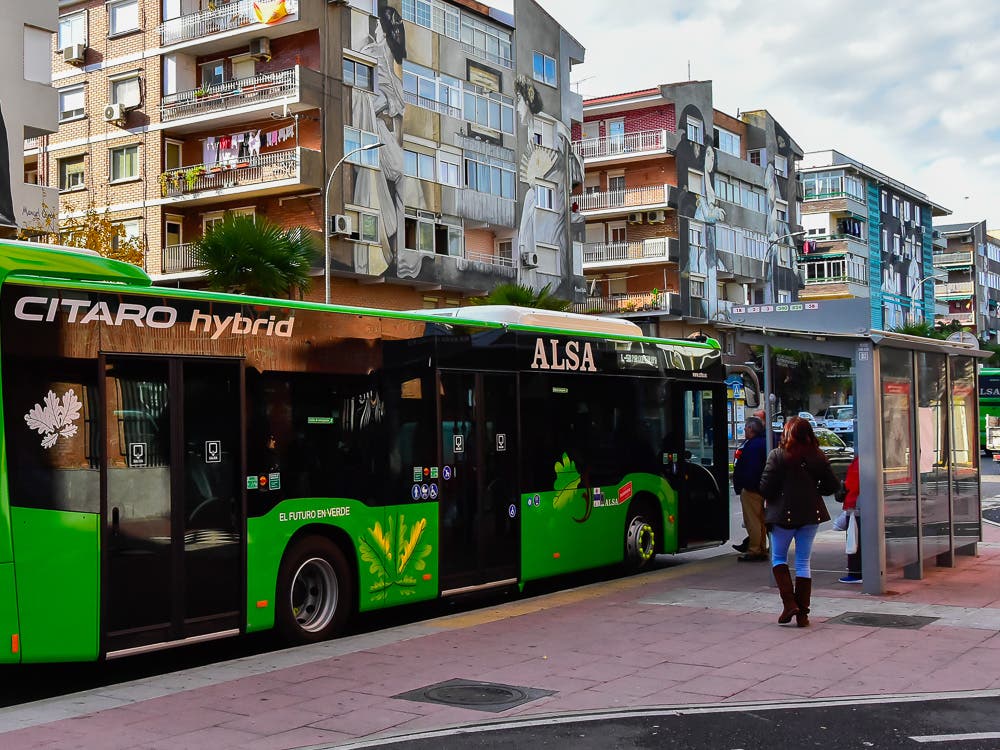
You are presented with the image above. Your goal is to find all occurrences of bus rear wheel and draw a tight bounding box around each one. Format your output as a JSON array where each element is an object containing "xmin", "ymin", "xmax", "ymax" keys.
[
  {"xmin": 276, "ymin": 537, "xmax": 353, "ymax": 644},
  {"xmin": 625, "ymin": 512, "xmax": 657, "ymax": 571}
]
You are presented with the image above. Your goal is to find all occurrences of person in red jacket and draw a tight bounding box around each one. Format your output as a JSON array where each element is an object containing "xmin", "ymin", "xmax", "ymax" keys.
[{"xmin": 839, "ymin": 456, "xmax": 862, "ymax": 584}]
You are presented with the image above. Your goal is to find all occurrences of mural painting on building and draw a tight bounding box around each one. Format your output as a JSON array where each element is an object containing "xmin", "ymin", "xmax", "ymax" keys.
[
  {"xmin": 0, "ymin": 100, "xmax": 14, "ymax": 228},
  {"xmin": 676, "ymin": 104, "xmax": 718, "ymax": 321}
]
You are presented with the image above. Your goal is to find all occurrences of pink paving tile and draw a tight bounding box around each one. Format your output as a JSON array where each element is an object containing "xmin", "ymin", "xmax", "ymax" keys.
[
  {"xmin": 293, "ymin": 689, "xmax": 386, "ymax": 717},
  {"xmin": 754, "ymin": 672, "xmax": 839, "ymax": 697},
  {"xmin": 713, "ymin": 659, "xmax": 788, "ymax": 683},
  {"xmin": 642, "ymin": 661, "xmax": 714, "ymax": 682},
  {"xmin": 128, "ymin": 706, "xmax": 246, "ymax": 736},
  {"xmin": 1, "ymin": 726, "xmax": 88, "ymax": 750},
  {"xmin": 565, "ymin": 658, "xmax": 640, "ymax": 682},
  {"xmin": 205, "ymin": 689, "xmax": 312, "ymax": 717},
  {"xmin": 243, "ymin": 726, "xmax": 352, "ymax": 750},
  {"xmin": 55, "ymin": 725, "xmax": 164, "ymax": 750},
  {"xmin": 145, "ymin": 725, "xmax": 264, "ymax": 750},
  {"xmin": 276, "ymin": 675, "xmax": 367, "ymax": 699},
  {"xmin": 724, "ymin": 688, "xmax": 809, "ymax": 702},
  {"xmin": 669, "ymin": 673, "xmax": 756, "ymax": 699},
  {"xmin": 587, "ymin": 673, "xmax": 669, "ymax": 699},
  {"xmin": 541, "ymin": 688, "xmax": 631, "ymax": 712},
  {"xmin": 216, "ymin": 706, "xmax": 330, "ymax": 736},
  {"xmin": 669, "ymin": 642, "xmax": 759, "ymax": 668},
  {"xmin": 311, "ymin": 705, "xmax": 433, "ymax": 736}
]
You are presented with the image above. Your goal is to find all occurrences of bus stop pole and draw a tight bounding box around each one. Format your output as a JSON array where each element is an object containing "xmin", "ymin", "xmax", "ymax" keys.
[{"xmin": 763, "ymin": 342, "xmax": 773, "ymax": 448}]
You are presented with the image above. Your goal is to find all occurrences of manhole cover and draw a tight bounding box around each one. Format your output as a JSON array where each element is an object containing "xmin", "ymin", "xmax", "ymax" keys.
[
  {"xmin": 826, "ymin": 611, "xmax": 938, "ymax": 629},
  {"xmin": 984, "ymin": 507, "xmax": 1000, "ymax": 525},
  {"xmin": 394, "ymin": 679, "xmax": 555, "ymax": 713}
]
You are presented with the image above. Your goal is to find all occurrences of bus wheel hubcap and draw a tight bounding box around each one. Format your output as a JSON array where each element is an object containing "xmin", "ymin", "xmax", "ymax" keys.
[
  {"xmin": 627, "ymin": 517, "xmax": 655, "ymax": 562},
  {"xmin": 290, "ymin": 557, "xmax": 338, "ymax": 632}
]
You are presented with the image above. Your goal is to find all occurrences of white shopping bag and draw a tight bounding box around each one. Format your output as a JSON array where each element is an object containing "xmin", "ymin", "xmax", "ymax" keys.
[{"xmin": 846, "ymin": 512, "xmax": 858, "ymax": 555}]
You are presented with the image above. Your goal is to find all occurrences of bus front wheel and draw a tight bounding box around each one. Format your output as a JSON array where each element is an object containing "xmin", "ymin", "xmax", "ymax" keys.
[{"xmin": 276, "ymin": 537, "xmax": 353, "ymax": 644}]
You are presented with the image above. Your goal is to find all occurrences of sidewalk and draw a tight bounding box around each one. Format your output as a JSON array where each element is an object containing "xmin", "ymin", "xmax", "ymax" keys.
[{"xmin": 5, "ymin": 524, "xmax": 1000, "ymax": 750}]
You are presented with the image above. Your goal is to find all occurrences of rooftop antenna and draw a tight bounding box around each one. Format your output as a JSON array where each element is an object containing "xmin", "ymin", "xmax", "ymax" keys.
[
  {"xmin": 572, "ymin": 75, "xmax": 595, "ymax": 93},
  {"xmin": 687, "ymin": 60, "xmax": 691, "ymax": 80}
]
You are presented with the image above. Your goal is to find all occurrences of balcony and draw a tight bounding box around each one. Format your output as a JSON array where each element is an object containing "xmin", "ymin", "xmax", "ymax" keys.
[
  {"xmin": 159, "ymin": 0, "xmax": 309, "ymax": 50},
  {"xmin": 160, "ymin": 66, "xmax": 321, "ymax": 133},
  {"xmin": 936, "ymin": 312, "xmax": 975, "ymax": 326},
  {"xmin": 160, "ymin": 147, "xmax": 322, "ymax": 206},
  {"xmin": 717, "ymin": 249, "xmax": 765, "ymax": 281},
  {"xmin": 934, "ymin": 250, "xmax": 974, "ymax": 268},
  {"xmin": 574, "ymin": 290, "xmax": 680, "ymax": 316},
  {"xmin": 936, "ymin": 281, "xmax": 974, "ymax": 298},
  {"xmin": 578, "ymin": 184, "xmax": 675, "ymax": 216},
  {"xmin": 582, "ymin": 237, "xmax": 678, "ymax": 267},
  {"xmin": 162, "ymin": 243, "xmax": 200, "ymax": 274},
  {"xmin": 572, "ymin": 129, "xmax": 676, "ymax": 165}
]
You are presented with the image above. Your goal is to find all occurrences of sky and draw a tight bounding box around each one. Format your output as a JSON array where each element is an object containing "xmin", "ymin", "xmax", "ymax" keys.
[{"xmin": 500, "ymin": 0, "xmax": 1000, "ymax": 229}]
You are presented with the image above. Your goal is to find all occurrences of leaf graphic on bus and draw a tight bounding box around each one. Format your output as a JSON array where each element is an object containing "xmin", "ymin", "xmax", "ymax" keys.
[
  {"xmin": 24, "ymin": 389, "xmax": 83, "ymax": 449},
  {"xmin": 552, "ymin": 452, "xmax": 581, "ymax": 509},
  {"xmin": 361, "ymin": 514, "xmax": 432, "ymax": 599}
]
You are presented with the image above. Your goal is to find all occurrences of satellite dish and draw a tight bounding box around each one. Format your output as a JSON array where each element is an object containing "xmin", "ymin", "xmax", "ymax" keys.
[{"xmin": 947, "ymin": 331, "xmax": 978, "ymax": 346}]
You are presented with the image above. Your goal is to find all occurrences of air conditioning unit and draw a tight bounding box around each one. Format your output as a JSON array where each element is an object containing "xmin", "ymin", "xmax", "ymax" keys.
[
  {"xmin": 646, "ymin": 210, "xmax": 666, "ymax": 224},
  {"xmin": 521, "ymin": 251, "xmax": 539, "ymax": 268},
  {"xmin": 249, "ymin": 37, "xmax": 271, "ymax": 61},
  {"xmin": 62, "ymin": 43, "xmax": 85, "ymax": 65},
  {"xmin": 329, "ymin": 214, "xmax": 352, "ymax": 236},
  {"xmin": 627, "ymin": 212, "xmax": 644, "ymax": 225},
  {"xmin": 103, "ymin": 102, "xmax": 126, "ymax": 123}
]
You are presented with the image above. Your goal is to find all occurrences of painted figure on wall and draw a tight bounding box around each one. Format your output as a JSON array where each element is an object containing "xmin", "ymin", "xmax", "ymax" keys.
[
  {"xmin": 0, "ymin": 101, "xmax": 14, "ymax": 228},
  {"xmin": 351, "ymin": 3, "xmax": 407, "ymax": 277}
]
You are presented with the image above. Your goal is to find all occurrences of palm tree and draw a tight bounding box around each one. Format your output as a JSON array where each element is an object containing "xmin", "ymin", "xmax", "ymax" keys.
[
  {"xmin": 192, "ymin": 214, "xmax": 317, "ymax": 298},
  {"xmin": 468, "ymin": 282, "xmax": 571, "ymax": 311}
]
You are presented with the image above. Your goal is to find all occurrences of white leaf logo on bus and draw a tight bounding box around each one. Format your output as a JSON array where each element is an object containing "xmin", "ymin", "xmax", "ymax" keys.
[{"xmin": 24, "ymin": 389, "xmax": 83, "ymax": 449}]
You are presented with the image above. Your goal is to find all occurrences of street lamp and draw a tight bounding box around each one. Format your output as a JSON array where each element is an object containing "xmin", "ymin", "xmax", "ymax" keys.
[
  {"xmin": 909, "ymin": 271, "xmax": 946, "ymax": 324},
  {"xmin": 323, "ymin": 142, "xmax": 384, "ymax": 304}
]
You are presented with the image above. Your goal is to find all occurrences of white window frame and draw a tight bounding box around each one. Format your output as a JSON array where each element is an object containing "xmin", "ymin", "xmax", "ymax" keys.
[
  {"xmin": 464, "ymin": 154, "xmax": 515, "ymax": 199},
  {"xmin": 496, "ymin": 238, "xmax": 513, "ymax": 263},
  {"xmin": 58, "ymin": 11, "xmax": 87, "ymax": 48},
  {"xmin": 881, "ymin": 190, "xmax": 888, "ymax": 212},
  {"xmin": 776, "ymin": 200, "xmax": 788, "ymax": 222},
  {"xmin": 404, "ymin": 149, "xmax": 436, "ymax": 181},
  {"xmin": 536, "ymin": 181, "xmax": 556, "ymax": 211},
  {"xmin": 359, "ymin": 211, "xmax": 379, "ymax": 243},
  {"xmin": 891, "ymin": 196, "xmax": 899, "ymax": 218},
  {"xmin": 109, "ymin": 144, "xmax": 139, "ymax": 182},
  {"xmin": 715, "ymin": 127, "xmax": 740, "ymax": 157},
  {"xmin": 59, "ymin": 155, "xmax": 85, "ymax": 192},
  {"xmin": 108, "ymin": 0, "xmax": 139, "ymax": 36},
  {"xmin": 343, "ymin": 57, "xmax": 374, "ymax": 91},
  {"xmin": 686, "ymin": 117, "xmax": 704, "ymax": 145},
  {"xmin": 58, "ymin": 85, "xmax": 85, "ymax": 122},
  {"xmin": 164, "ymin": 215, "xmax": 183, "ymax": 246},
  {"xmin": 200, "ymin": 59, "xmax": 225, "ymax": 88},
  {"xmin": 113, "ymin": 218, "xmax": 141, "ymax": 246},
  {"xmin": 690, "ymin": 274, "xmax": 706, "ymax": 298},
  {"xmin": 110, "ymin": 73, "xmax": 141, "ymax": 109},
  {"xmin": 164, "ymin": 139, "xmax": 183, "ymax": 171},
  {"xmin": 535, "ymin": 242, "xmax": 560, "ymax": 275},
  {"xmin": 777, "ymin": 290, "xmax": 792, "ymax": 303},
  {"xmin": 688, "ymin": 169, "xmax": 704, "ymax": 196},
  {"xmin": 344, "ymin": 127, "xmax": 380, "ymax": 168},
  {"xmin": 689, "ymin": 221, "xmax": 705, "ymax": 248},
  {"xmin": 774, "ymin": 154, "xmax": 788, "ymax": 177},
  {"xmin": 438, "ymin": 152, "xmax": 461, "ymax": 187},
  {"xmin": 203, "ymin": 207, "xmax": 254, "ymax": 234},
  {"xmin": 532, "ymin": 51, "xmax": 557, "ymax": 87},
  {"xmin": 748, "ymin": 149, "xmax": 762, "ymax": 166},
  {"xmin": 460, "ymin": 12, "xmax": 512, "ymax": 68}
]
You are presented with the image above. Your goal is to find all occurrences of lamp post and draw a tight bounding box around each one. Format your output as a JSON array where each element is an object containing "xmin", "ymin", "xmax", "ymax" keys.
[
  {"xmin": 910, "ymin": 271, "xmax": 946, "ymax": 324},
  {"xmin": 764, "ymin": 230, "xmax": 807, "ymax": 304},
  {"xmin": 324, "ymin": 142, "xmax": 384, "ymax": 305}
]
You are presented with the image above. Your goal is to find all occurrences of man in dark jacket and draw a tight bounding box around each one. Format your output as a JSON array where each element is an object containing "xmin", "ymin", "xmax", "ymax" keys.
[{"xmin": 732, "ymin": 416, "xmax": 768, "ymax": 561}]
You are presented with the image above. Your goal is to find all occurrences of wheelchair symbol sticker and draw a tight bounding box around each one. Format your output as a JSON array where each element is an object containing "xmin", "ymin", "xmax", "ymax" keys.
[
  {"xmin": 205, "ymin": 440, "xmax": 221, "ymax": 463},
  {"xmin": 442, "ymin": 466, "xmax": 452, "ymax": 480},
  {"xmin": 429, "ymin": 483, "xmax": 438, "ymax": 499},
  {"xmin": 128, "ymin": 442, "xmax": 146, "ymax": 467}
]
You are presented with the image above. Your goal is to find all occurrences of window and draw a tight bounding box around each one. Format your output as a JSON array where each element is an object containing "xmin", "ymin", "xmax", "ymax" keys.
[
  {"xmin": 402, "ymin": 0, "xmax": 460, "ymax": 39},
  {"xmin": 110, "ymin": 75, "xmax": 140, "ymax": 109},
  {"xmin": 204, "ymin": 208, "xmax": 254, "ymax": 233},
  {"xmin": 496, "ymin": 239, "xmax": 513, "ymax": 262},
  {"xmin": 59, "ymin": 86, "xmax": 85, "ymax": 121},
  {"xmin": 532, "ymin": 51, "xmax": 556, "ymax": 86},
  {"xmin": 164, "ymin": 140, "xmax": 183, "ymax": 170},
  {"xmin": 893, "ymin": 234, "xmax": 901, "ymax": 255},
  {"xmin": 58, "ymin": 12, "xmax": 86, "ymax": 47},
  {"xmin": 914, "ymin": 205, "xmax": 922, "ymax": 224},
  {"xmin": 774, "ymin": 154, "xmax": 788, "ymax": 177},
  {"xmin": 200, "ymin": 60, "xmax": 225, "ymax": 88},
  {"xmin": 110, "ymin": 145, "xmax": 138, "ymax": 182},
  {"xmin": 404, "ymin": 149, "xmax": 435, "ymax": 180},
  {"xmin": 464, "ymin": 154, "xmax": 515, "ymax": 199},
  {"xmin": 112, "ymin": 219, "xmax": 141, "ymax": 249},
  {"xmin": 536, "ymin": 182, "xmax": 555, "ymax": 211},
  {"xmin": 748, "ymin": 149, "xmax": 762, "ymax": 166},
  {"xmin": 777, "ymin": 290, "xmax": 792, "ymax": 303},
  {"xmin": 891, "ymin": 196, "xmax": 899, "ymax": 217},
  {"xmin": 343, "ymin": 58, "xmax": 373, "ymax": 91},
  {"xmin": 880, "ymin": 190, "xmax": 887, "ymax": 212},
  {"xmin": 108, "ymin": 0, "xmax": 139, "ymax": 36},
  {"xmin": 360, "ymin": 212, "xmax": 378, "ymax": 243},
  {"xmin": 59, "ymin": 155, "xmax": 85, "ymax": 191},
  {"xmin": 344, "ymin": 127, "xmax": 380, "ymax": 167},
  {"xmin": 689, "ymin": 221, "xmax": 705, "ymax": 248},
  {"xmin": 686, "ymin": 117, "xmax": 703, "ymax": 144},
  {"xmin": 460, "ymin": 13, "xmax": 512, "ymax": 67},
  {"xmin": 688, "ymin": 170, "xmax": 704, "ymax": 195},
  {"xmin": 882, "ymin": 228, "xmax": 889, "ymax": 252},
  {"xmin": 463, "ymin": 83, "xmax": 514, "ymax": 134},
  {"xmin": 714, "ymin": 127, "xmax": 740, "ymax": 157},
  {"xmin": 690, "ymin": 275, "xmax": 705, "ymax": 298},
  {"xmin": 776, "ymin": 200, "xmax": 788, "ymax": 222},
  {"xmin": 903, "ymin": 201, "xmax": 912, "ymax": 221},
  {"xmin": 404, "ymin": 209, "xmax": 436, "ymax": 253},
  {"xmin": 402, "ymin": 60, "xmax": 463, "ymax": 118},
  {"xmin": 438, "ymin": 153, "xmax": 461, "ymax": 186}
]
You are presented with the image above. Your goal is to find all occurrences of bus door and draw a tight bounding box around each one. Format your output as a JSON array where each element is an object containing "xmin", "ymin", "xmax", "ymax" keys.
[
  {"xmin": 102, "ymin": 357, "xmax": 243, "ymax": 656},
  {"xmin": 669, "ymin": 381, "xmax": 729, "ymax": 550},
  {"xmin": 438, "ymin": 371, "xmax": 519, "ymax": 593}
]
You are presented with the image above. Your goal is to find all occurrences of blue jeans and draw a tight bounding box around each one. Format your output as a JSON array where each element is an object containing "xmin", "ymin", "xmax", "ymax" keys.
[{"xmin": 770, "ymin": 524, "xmax": 820, "ymax": 578}]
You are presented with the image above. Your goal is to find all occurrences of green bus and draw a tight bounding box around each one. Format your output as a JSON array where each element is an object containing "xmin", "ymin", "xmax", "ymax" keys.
[
  {"xmin": 0, "ymin": 240, "xmax": 730, "ymax": 663},
  {"xmin": 980, "ymin": 367, "xmax": 1000, "ymax": 454}
]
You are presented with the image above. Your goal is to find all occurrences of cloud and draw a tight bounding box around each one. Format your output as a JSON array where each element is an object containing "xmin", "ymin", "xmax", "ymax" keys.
[{"xmin": 538, "ymin": 0, "xmax": 1000, "ymax": 227}]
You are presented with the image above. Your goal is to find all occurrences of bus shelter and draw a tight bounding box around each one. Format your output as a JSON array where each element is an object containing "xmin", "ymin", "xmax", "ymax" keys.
[{"xmin": 726, "ymin": 299, "xmax": 988, "ymax": 595}]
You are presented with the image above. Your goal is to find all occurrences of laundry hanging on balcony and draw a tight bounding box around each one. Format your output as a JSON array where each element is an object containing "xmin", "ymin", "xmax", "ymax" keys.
[{"xmin": 254, "ymin": 0, "xmax": 289, "ymax": 24}]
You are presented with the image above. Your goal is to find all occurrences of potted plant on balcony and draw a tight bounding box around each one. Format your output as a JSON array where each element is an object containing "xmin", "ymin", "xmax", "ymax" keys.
[{"xmin": 184, "ymin": 165, "xmax": 206, "ymax": 190}]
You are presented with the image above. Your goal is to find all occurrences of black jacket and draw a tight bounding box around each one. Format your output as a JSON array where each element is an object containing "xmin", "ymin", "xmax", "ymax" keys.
[{"xmin": 759, "ymin": 447, "xmax": 837, "ymax": 528}]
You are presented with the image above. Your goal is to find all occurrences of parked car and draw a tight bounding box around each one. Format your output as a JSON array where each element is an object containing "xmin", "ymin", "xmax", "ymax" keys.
[
  {"xmin": 815, "ymin": 427, "xmax": 854, "ymax": 483},
  {"xmin": 771, "ymin": 411, "xmax": 818, "ymax": 431},
  {"xmin": 817, "ymin": 404, "xmax": 855, "ymax": 442}
]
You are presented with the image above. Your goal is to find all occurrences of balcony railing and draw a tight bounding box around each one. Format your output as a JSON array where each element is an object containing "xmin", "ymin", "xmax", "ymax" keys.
[
  {"xmin": 583, "ymin": 238, "xmax": 674, "ymax": 264},
  {"xmin": 463, "ymin": 249, "xmax": 515, "ymax": 268},
  {"xmin": 810, "ymin": 232, "xmax": 868, "ymax": 246},
  {"xmin": 162, "ymin": 243, "xmax": 201, "ymax": 274},
  {"xmin": 802, "ymin": 271, "xmax": 869, "ymax": 286},
  {"xmin": 161, "ymin": 148, "xmax": 301, "ymax": 198},
  {"xmin": 574, "ymin": 290, "xmax": 676, "ymax": 315},
  {"xmin": 573, "ymin": 129, "xmax": 668, "ymax": 160},
  {"xmin": 161, "ymin": 68, "xmax": 299, "ymax": 122},
  {"xmin": 578, "ymin": 184, "xmax": 671, "ymax": 212},
  {"xmin": 402, "ymin": 90, "xmax": 463, "ymax": 120},
  {"xmin": 937, "ymin": 312, "xmax": 975, "ymax": 326},
  {"xmin": 159, "ymin": 0, "xmax": 298, "ymax": 46},
  {"xmin": 936, "ymin": 281, "xmax": 975, "ymax": 297},
  {"xmin": 934, "ymin": 251, "xmax": 974, "ymax": 267}
]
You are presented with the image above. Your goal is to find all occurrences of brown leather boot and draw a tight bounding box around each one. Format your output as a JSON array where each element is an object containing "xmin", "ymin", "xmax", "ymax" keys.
[
  {"xmin": 794, "ymin": 577, "xmax": 812, "ymax": 627},
  {"xmin": 772, "ymin": 564, "xmax": 799, "ymax": 624}
]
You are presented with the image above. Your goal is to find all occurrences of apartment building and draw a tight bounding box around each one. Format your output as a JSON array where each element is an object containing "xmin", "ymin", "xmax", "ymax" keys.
[
  {"xmin": 933, "ymin": 220, "xmax": 1000, "ymax": 343},
  {"xmin": 43, "ymin": 0, "xmax": 584, "ymax": 307},
  {"xmin": 3, "ymin": 2, "xmax": 59, "ymax": 237},
  {"xmin": 797, "ymin": 150, "xmax": 950, "ymax": 329},
  {"xmin": 571, "ymin": 81, "xmax": 803, "ymax": 348}
]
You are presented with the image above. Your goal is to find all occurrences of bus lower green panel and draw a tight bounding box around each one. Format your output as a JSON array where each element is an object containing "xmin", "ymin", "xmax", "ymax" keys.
[
  {"xmin": 521, "ymin": 472, "xmax": 678, "ymax": 580},
  {"xmin": 246, "ymin": 498, "xmax": 439, "ymax": 633},
  {"xmin": 11, "ymin": 507, "xmax": 99, "ymax": 662},
  {"xmin": 0, "ymin": 563, "xmax": 19, "ymax": 663}
]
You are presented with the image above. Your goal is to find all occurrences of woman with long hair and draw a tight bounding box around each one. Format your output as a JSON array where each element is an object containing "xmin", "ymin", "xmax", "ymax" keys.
[{"xmin": 759, "ymin": 416, "xmax": 838, "ymax": 627}]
